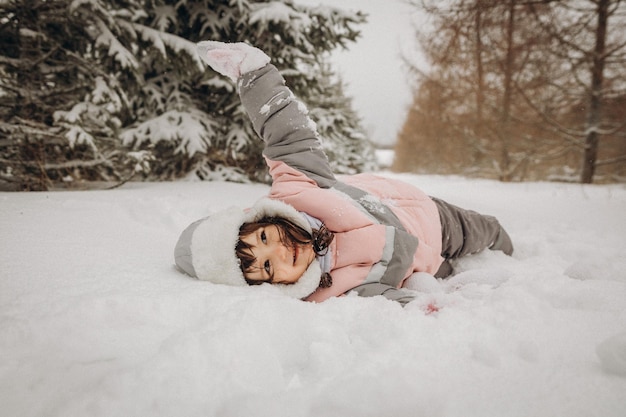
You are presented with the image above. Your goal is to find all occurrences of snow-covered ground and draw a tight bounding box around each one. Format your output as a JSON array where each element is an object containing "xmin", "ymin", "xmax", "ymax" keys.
[{"xmin": 2, "ymin": 174, "xmax": 626, "ymax": 417}]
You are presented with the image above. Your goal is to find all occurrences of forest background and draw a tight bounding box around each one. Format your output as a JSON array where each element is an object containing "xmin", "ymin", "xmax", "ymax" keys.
[
  {"xmin": 1, "ymin": 0, "xmax": 625, "ymax": 191},
  {"xmin": 394, "ymin": 0, "xmax": 626, "ymax": 184}
]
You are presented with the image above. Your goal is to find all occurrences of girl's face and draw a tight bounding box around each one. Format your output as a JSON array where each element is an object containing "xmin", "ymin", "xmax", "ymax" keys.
[{"xmin": 240, "ymin": 224, "xmax": 315, "ymax": 285}]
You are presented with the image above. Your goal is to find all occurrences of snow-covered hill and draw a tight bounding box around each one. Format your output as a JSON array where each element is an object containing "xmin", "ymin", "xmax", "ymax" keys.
[{"xmin": 2, "ymin": 174, "xmax": 625, "ymax": 416}]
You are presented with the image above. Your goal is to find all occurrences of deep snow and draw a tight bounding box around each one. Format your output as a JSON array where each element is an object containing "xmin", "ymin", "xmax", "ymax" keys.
[{"xmin": 2, "ymin": 174, "xmax": 626, "ymax": 416}]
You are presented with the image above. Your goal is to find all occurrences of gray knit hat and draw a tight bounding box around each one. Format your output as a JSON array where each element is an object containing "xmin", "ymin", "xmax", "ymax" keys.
[{"xmin": 174, "ymin": 198, "xmax": 322, "ymax": 299}]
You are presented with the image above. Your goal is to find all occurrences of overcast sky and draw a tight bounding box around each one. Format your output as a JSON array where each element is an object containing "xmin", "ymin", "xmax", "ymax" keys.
[{"xmin": 295, "ymin": 0, "xmax": 424, "ymax": 146}]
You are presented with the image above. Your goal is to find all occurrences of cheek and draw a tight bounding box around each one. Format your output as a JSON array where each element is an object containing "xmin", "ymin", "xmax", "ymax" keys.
[{"xmin": 304, "ymin": 244, "xmax": 315, "ymax": 259}]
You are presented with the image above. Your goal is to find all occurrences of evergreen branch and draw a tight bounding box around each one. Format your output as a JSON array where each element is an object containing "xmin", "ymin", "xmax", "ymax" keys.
[
  {"xmin": 0, "ymin": 156, "xmax": 110, "ymax": 170},
  {"xmin": 105, "ymin": 170, "xmax": 138, "ymax": 190}
]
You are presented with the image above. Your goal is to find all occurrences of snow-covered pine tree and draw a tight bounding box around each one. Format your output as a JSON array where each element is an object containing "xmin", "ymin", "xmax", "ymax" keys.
[
  {"xmin": 0, "ymin": 0, "xmax": 161, "ymax": 190},
  {"xmin": 0, "ymin": 0, "xmax": 376, "ymax": 189},
  {"xmin": 47, "ymin": 0, "xmax": 206, "ymax": 186},
  {"xmin": 120, "ymin": 0, "xmax": 377, "ymax": 182}
]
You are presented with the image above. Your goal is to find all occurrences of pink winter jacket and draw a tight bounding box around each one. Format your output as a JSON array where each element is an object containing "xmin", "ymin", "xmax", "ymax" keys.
[{"xmin": 239, "ymin": 64, "xmax": 444, "ymax": 303}]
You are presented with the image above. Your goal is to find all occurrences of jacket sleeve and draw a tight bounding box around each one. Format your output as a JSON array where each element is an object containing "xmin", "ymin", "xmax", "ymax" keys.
[
  {"xmin": 352, "ymin": 283, "xmax": 417, "ymax": 307},
  {"xmin": 238, "ymin": 64, "xmax": 336, "ymax": 188}
]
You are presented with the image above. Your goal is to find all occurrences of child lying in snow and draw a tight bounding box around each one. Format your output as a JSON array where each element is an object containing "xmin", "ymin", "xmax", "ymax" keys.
[{"xmin": 174, "ymin": 41, "xmax": 513, "ymax": 305}]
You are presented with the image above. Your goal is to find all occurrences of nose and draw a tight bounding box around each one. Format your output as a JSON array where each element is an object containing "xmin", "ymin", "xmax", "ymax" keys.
[{"xmin": 276, "ymin": 241, "xmax": 291, "ymax": 263}]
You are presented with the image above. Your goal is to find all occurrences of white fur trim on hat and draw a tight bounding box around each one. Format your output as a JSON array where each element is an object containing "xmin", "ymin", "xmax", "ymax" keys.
[
  {"xmin": 174, "ymin": 206, "xmax": 247, "ymax": 286},
  {"xmin": 243, "ymin": 198, "xmax": 311, "ymax": 232},
  {"xmin": 174, "ymin": 199, "xmax": 321, "ymax": 299}
]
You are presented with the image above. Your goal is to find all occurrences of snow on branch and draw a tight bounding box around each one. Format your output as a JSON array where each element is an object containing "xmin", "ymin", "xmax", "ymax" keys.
[
  {"xmin": 250, "ymin": 2, "xmax": 312, "ymax": 29},
  {"xmin": 94, "ymin": 19, "xmax": 139, "ymax": 70},
  {"xmin": 128, "ymin": 22, "xmax": 205, "ymax": 72},
  {"xmin": 121, "ymin": 109, "xmax": 217, "ymax": 157},
  {"xmin": 69, "ymin": 0, "xmax": 108, "ymax": 18}
]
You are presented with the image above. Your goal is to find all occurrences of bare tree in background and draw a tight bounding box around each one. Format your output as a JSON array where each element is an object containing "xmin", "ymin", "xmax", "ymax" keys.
[
  {"xmin": 524, "ymin": 0, "xmax": 626, "ymax": 183},
  {"xmin": 397, "ymin": 0, "xmax": 626, "ymax": 183},
  {"xmin": 398, "ymin": 0, "xmax": 558, "ymax": 180}
]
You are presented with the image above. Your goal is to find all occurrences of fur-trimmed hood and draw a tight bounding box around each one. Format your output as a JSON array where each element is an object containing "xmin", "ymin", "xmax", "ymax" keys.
[{"xmin": 174, "ymin": 198, "xmax": 321, "ymax": 299}]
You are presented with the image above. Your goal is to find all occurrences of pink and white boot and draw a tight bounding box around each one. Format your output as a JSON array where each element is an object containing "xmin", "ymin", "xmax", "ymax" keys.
[{"xmin": 196, "ymin": 41, "xmax": 271, "ymax": 82}]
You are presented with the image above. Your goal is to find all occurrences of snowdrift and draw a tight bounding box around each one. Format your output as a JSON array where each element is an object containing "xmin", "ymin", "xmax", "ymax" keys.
[{"xmin": 2, "ymin": 174, "xmax": 625, "ymax": 416}]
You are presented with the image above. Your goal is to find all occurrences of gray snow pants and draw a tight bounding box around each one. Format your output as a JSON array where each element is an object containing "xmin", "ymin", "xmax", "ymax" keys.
[{"xmin": 432, "ymin": 198, "xmax": 513, "ymax": 278}]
